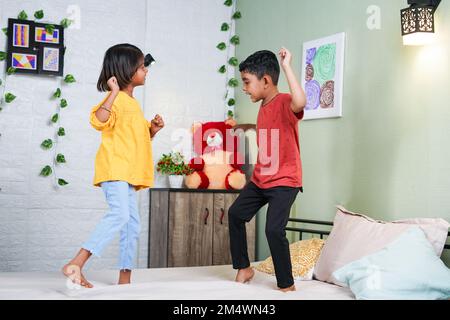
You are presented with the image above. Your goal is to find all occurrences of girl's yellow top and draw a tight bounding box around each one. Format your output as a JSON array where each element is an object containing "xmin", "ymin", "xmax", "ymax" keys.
[{"xmin": 89, "ymin": 91, "xmax": 154, "ymax": 191}]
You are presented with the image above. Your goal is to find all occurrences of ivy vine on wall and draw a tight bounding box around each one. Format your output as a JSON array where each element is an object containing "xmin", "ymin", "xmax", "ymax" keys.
[
  {"xmin": 0, "ymin": 9, "xmax": 74, "ymax": 187},
  {"xmin": 40, "ymin": 73, "xmax": 76, "ymax": 187},
  {"xmin": 217, "ymin": 0, "xmax": 242, "ymax": 120}
]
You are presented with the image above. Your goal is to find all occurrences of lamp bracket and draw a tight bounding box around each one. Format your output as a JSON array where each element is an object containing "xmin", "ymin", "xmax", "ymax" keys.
[{"xmin": 407, "ymin": 0, "xmax": 441, "ymax": 8}]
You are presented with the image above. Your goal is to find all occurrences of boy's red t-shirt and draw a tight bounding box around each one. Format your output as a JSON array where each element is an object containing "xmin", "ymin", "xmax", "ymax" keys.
[{"xmin": 251, "ymin": 93, "xmax": 304, "ymax": 189}]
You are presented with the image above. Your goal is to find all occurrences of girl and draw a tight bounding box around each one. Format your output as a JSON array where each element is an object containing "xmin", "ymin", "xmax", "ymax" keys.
[{"xmin": 62, "ymin": 43, "xmax": 164, "ymax": 288}]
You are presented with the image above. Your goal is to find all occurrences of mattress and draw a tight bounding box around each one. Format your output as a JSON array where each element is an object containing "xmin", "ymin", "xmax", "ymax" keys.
[{"xmin": 0, "ymin": 264, "xmax": 354, "ymax": 300}]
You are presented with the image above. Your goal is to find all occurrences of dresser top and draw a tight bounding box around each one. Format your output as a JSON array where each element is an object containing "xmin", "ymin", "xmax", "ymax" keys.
[{"xmin": 150, "ymin": 188, "xmax": 241, "ymax": 194}]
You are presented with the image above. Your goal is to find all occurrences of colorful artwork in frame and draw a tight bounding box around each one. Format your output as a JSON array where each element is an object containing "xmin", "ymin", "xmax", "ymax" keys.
[
  {"xmin": 13, "ymin": 23, "xmax": 30, "ymax": 48},
  {"xmin": 7, "ymin": 18, "xmax": 64, "ymax": 76},
  {"xmin": 42, "ymin": 47, "xmax": 60, "ymax": 72},
  {"xmin": 35, "ymin": 27, "xmax": 60, "ymax": 44},
  {"xmin": 301, "ymin": 32, "xmax": 345, "ymax": 120},
  {"xmin": 12, "ymin": 52, "xmax": 37, "ymax": 70}
]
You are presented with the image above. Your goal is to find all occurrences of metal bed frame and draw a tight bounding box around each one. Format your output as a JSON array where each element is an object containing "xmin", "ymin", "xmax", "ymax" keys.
[{"xmin": 286, "ymin": 217, "xmax": 450, "ymax": 250}]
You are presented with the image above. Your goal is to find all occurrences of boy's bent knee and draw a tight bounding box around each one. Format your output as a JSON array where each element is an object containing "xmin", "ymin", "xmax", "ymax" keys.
[
  {"xmin": 265, "ymin": 226, "xmax": 285, "ymax": 239},
  {"xmin": 228, "ymin": 204, "xmax": 239, "ymax": 220}
]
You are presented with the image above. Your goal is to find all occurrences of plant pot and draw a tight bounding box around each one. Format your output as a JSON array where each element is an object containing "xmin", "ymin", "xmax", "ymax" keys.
[{"xmin": 168, "ymin": 175, "xmax": 184, "ymax": 188}]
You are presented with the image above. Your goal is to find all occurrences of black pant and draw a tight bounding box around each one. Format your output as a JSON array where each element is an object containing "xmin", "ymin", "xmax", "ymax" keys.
[{"xmin": 228, "ymin": 182, "xmax": 300, "ymax": 289}]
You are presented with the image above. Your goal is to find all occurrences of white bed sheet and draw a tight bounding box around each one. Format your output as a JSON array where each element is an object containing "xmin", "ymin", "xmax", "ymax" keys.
[{"xmin": 0, "ymin": 264, "xmax": 354, "ymax": 300}]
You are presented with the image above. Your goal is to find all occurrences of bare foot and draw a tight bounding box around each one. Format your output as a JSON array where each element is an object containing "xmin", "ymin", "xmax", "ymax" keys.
[
  {"xmin": 278, "ymin": 284, "xmax": 296, "ymax": 292},
  {"xmin": 235, "ymin": 267, "xmax": 255, "ymax": 284},
  {"xmin": 62, "ymin": 264, "xmax": 93, "ymax": 288}
]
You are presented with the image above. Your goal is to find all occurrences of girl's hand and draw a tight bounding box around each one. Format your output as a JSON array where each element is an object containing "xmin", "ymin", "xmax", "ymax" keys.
[
  {"xmin": 279, "ymin": 47, "xmax": 292, "ymax": 69},
  {"xmin": 107, "ymin": 76, "xmax": 120, "ymax": 93},
  {"xmin": 150, "ymin": 114, "xmax": 165, "ymax": 137}
]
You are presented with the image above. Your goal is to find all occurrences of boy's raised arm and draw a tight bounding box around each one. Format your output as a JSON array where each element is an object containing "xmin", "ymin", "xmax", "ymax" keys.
[{"xmin": 279, "ymin": 47, "xmax": 306, "ymax": 113}]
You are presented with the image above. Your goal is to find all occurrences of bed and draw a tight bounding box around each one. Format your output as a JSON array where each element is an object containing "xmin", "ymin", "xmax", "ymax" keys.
[
  {"xmin": 0, "ymin": 218, "xmax": 447, "ymax": 300},
  {"xmin": 0, "ymin": 264, "xmax": 353, "ymax": 300}
]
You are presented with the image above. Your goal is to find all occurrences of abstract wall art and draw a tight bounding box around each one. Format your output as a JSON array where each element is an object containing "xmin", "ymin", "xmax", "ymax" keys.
[
  {"xmin": 301, "ymin": 32, "xmax": 345, "ymax": 120},
  {"xmin": 7, "ymin": 18, "xmax": 64, "ymax": 76}
]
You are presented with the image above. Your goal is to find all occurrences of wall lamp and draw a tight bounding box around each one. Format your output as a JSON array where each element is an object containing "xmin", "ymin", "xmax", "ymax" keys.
[
  {"xmin": 144, "ymin": 53, "xmax": 156, "ymax": 67},
  {"xmin": 401, "ymin": 0, "xmax": 441, "ymax": 46}
]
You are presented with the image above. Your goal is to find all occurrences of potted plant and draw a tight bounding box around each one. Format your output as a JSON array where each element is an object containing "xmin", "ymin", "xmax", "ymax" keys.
[{"xmin": 156, "ymin": 151, "xmax": 193, "ymax": 188}]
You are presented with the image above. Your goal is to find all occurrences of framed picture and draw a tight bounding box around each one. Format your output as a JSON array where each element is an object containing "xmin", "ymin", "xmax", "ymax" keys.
[
  {"xmin": 34, "ymin": 22, "xmax": 64, "ymax": 45},
  {"xmin": 8, "ymin": 19, "xmax": 35, "ymax": 49},
  {"xmin": 6, "ymin": 18, "xmax": 65, "ymax": 76},
  {"xmin": 7, "ymin": 49, "xmax": 38, "ymax": 74},
  {"xmin": 38, "ymin": 46, "xmax": 64, "ymax": 76},
  {"xmin": 301, "ymin": 32, "xmax": 346, "ymax": 120}
]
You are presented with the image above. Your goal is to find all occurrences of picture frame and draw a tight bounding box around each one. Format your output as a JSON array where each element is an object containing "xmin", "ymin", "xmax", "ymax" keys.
[
  {"xmin": 33, "ymin": 21, "xmax": 64, "ymax": 46},
  {"xmin": 6, "ymin": 18, "xmax": 65, "ymax": 76},
  {"xmin": 8, "ymin": 19, "xmax": 35, "ymax": 49},
  {"xmin": 38, "ymin": 45, "xmax": 64, "ymax": 76},
  {"xmin": 301, "ymin": 32, "xmax": 346, "ymax": 120},
  {"xmin": 7, "ymin": 48, "xmax": 38, "ymax": 74}
]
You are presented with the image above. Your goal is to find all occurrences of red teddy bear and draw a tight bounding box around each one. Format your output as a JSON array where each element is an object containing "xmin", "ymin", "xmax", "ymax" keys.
[{"xmin": 185, "ymin": 121, "xmax": 246, "ymax": 190}]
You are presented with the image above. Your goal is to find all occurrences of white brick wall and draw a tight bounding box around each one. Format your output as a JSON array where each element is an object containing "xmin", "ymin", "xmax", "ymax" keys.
[{"xmin": 0, "ymin": 0, "xmax": 233, "ymax": 272}]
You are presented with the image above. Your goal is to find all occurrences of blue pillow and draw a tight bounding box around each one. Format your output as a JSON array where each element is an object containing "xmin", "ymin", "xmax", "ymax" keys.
[{"xmin": 332, "ymin": 227, "xmax": 450, "ymax": 300}]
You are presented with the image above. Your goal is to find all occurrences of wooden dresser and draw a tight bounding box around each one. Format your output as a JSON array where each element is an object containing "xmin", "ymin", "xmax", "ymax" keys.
[{"xmin": 148, "ymin": 188, "xmax": 256, "ymax": 268}]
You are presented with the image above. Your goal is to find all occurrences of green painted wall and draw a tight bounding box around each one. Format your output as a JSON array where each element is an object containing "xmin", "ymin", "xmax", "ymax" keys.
[{"xmin": 235, "ymin": 0, "xmax": 450, "ymax": 265}]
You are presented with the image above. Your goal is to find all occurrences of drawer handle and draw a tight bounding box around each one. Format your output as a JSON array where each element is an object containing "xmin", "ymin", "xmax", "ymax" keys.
[
  {"xmin": 203, "ymin": 208, "xmax": 210, "ymax": 225},
  {"xmin": 220, "ymin": 208, "xmax": 225, "ymax": 224}
]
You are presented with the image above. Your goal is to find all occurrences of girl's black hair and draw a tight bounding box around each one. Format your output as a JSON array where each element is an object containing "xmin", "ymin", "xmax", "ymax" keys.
[
  {"xmin": 97, "ymin": 43, "xmax": 144, "ymax": 92},
  {"xmin": 239, "ymin": 50, "xmax": 280, "ymax": 85}
]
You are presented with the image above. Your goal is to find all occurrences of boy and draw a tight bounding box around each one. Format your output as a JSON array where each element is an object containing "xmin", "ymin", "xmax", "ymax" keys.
[{"xmin": 228, "ymin": 48, "xmax": 306, "ymax": 292}]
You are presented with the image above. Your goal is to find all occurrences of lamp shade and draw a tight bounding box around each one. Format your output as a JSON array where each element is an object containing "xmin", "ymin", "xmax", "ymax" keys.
[
  {"xmin": 401, "ymin": 5, "xmax": 436, "ymax": 45},
  {"xmin": 144, "ymin": 53, "xmax": 155, "ymax": 67}
]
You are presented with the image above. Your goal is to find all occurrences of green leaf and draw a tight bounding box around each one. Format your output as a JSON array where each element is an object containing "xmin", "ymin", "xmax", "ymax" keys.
[
  {"xmin": 230, "ymin": 35, "xmax": 240, "ymax": 45},
  {"xmin": 5, "ymin": 93, "xmax": 16, "ymax": 103},
  {"xmin": 51, "ymin": 113, "xmax": 59, "ymax": 123},
  {"xmin": 60, "ymin": 99, "xmax": 68, "ymax": 108},
  {"xmin": 58, "ymin": 179, "xmax": 69, "ymax": 186},
  {"xmin": 45, "ymin": 24, "xmax": 55, "ymax": 34},
  {"xmin": 41, "ymin": 139, "xmax": 53, "ymax": 150},
  {"xmin": 228, "ymin": 57, "xmax": 239, "ymax": 66},
  {"xmin": 18, "ymin": 10, "xmax": 28, "ymax": 20},
  {"xmin": 228, "ymin": 78, "xmax": 239, "ymax": 87},
  {"xmin": 221, "ymin": 23, "xmax": 230, "ymax": 31},
  {"xmin": 228, "ymin": 99, "xmax": 236, "ymax": 107},
  {"xmin": 232, "ymin": 11, "xmax": 242, "ymax": 19},
  {"xmin": 7, "ymin": 67, "xmax": 17, "ymax": 75},
  {"xmin": 216, "ymin": 42, "xmax": 226, "ymax": 51},
  {"xmin": 2, "ymin": 28, "xmax": 7, "ymax": 36},
  {"xmin": 0, "ymin": 51, "xmax": 6, "ymax": 61},
  {"xmin": 64, "ymin": 74, "xmax": 76, "ymax": 83},
  {"xmin": 34, "ymin": 10, "xmax": 44, "ymax": 20},
  {"xmin": 218, "ymin": 65, "xmax": 227, "ymax": 74},
  {"xmin": 60, "ymin": 18, "xmax": 72, "ymax": 29},
  {"xmin": 57, "ymin": 127, "xmax": 66, "ymax": 136},
  {"xmin": 53, "ymin": 88, "xmax": 61, "ymax": 98},
  {"xmin": 40, "ymin": 165, "xmax": 52, "ymax": 177},
  {"xmin": 0, "ymin": 79, "xmax": 2, "ymax": 86},
  {"xmin": 56, "ymin": 153, "xmax": 66, "ymax": 163},
  {"xmin": 224, "ymin": 0, "xmax": 233, "ymax": 6}
]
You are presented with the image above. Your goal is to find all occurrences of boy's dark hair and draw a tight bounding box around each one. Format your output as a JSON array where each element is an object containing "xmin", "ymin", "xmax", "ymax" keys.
[
  {"xmin": 97, "ymin": 43, "xmax": 144, "ymax": 92},
  {"xmin": 239, "ymin": 50, "xmax": 280, "ymax": 85}
]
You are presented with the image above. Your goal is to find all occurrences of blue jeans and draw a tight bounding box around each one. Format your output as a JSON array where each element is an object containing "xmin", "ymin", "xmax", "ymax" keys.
[{"xmin": 82, "ymin": 181, "xmax": 140, "ymax": 270}]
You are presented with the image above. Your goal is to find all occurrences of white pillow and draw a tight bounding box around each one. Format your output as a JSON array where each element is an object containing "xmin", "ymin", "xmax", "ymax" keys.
[
  {"xmin": 333, "ymin": 227, "xmax": 450, "ymax": 300},
  {"xmin": 314, "ymin": 206, "xmax": 449, "ymax": 285}
]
